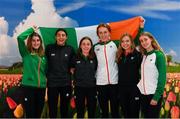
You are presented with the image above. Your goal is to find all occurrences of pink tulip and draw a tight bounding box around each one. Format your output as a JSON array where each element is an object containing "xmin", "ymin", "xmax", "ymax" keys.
[
  {"xmin": 163, "ymin": 91, "xmax": 166, "ymax": 98},
  {"xmin": 167, "ymin": 91, "xmax": 176, "ymax": 102}
]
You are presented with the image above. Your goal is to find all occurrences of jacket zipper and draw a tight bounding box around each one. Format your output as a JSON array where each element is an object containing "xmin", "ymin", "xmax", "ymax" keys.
[
  {"xmin": 142, "ymin": 56, "xmax": 147, "ymax": 95},
  {"xmin": 104, "ymin": 45, "xmax": 110, "ymax": 84},
  {"xmin": 38, "ymin": 57, "xmax": 41, "ymax": 87}
]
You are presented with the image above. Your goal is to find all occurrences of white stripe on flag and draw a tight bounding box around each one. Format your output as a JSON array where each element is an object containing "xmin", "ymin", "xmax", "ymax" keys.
[{"xmin": 75, "ymin": 25, "xmax": 99, "ymax": 46}]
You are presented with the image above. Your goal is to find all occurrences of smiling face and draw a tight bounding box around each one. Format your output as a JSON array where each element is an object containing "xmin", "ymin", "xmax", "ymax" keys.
[
  {"xmin": 97, "ymin": 26, "xmax": 110, "ymax": 42},
  {"xmin": 139, "ymin": 35, "xmax": 153, "ymax": 52},
  {"xmin": 80, "ymin": 38, "xmax": 92, "ymax": 56},
  {"xmin": 56, "ymin": 30, "xmax": 67, "ymax": 46},
  {"xmin": 121, "ymin": 35, "xmax": 132, "ymax": 51},
  {"xmin": 31, "ymin": 36, "xmax": 41, "ymax": 50}
]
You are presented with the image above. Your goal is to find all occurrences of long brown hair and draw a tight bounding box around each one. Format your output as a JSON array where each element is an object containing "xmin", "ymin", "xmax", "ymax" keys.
[
  {"xmin": 77, "ymin": 36, "xmax": 95, "ymax": 59},
  {"xmin": 139, "ymin": 32, "xmax": 163, "ymax": 55},
  {"xmin": 27, "ymin": 32, "xmax": 44, "ymax": 56},
  {"xmin": 116, "ymin": 33, "xmax": 135, "ymax": 63}
]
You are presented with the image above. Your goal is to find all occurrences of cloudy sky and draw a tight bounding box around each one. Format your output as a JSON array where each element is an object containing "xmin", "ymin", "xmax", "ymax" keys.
[{"xmin": 0, "ymin": 0, "xmax": 180, "ymax": 66}]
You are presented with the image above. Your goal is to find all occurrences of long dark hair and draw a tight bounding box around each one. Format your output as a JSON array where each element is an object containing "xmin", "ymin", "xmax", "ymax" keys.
[
  {"xmin": 77, "ymin": 36, "xmax": 95, "ymax": 59},
  {"xmin": 27, "ymin": 32, "xmax": 44, "ymax": 56}
]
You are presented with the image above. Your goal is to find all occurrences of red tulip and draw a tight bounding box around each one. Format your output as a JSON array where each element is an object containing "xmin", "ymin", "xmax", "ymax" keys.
[
  {"xmin": 70, "ymin": 97, "xmax": 76, "ymax": 109},
  {"xmin": 167, "ymin": 91, "xmax": 176, "ymax": 102},
  {"xmin": 171, "ymin": 106, "xmax": 180, "ymax": 119},
  {"xmin": 6, "ymin": 97, "xmax": 17, "ymax": 109}
]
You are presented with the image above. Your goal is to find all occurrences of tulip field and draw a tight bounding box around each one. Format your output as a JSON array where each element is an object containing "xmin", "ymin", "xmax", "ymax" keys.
[{"xmin": 0, "ymin": 73, "xmax": 179, "ymax": 118}]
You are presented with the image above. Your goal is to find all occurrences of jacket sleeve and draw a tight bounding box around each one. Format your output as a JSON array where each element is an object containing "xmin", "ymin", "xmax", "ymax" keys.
[
  {"xmin": 134, "ymin": 27, "xmax": 144, "ymax": 46},
  {"xmin": 153, "ymin": 51, "xmax": 167, "ymax": 101},
  {"xmin": 17, "ymin": 28, "xmax": 34, "ymax": 57}
]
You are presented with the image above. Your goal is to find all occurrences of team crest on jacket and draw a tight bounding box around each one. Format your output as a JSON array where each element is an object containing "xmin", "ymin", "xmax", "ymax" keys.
[
  {"xmin": 51, "ymin": 53, "xmax": 55, "ymax": 56},
  {"xmin": 90, "ymin": 60, "xmax": 93, "ymax": 63},
  {"xmin": 76, "ymin": 61, "xmax": 81, "ymax": 64},
  {"xmin": 65, "ymin": 54, "xmax": 68, "ymax": 57},
  {"xmin": 96, "ymin": 48, "xmax": 100, "ymax": 52}
]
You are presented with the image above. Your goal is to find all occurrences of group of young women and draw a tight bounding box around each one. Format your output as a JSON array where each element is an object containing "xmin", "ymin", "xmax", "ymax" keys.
[{"xmin": 17, "ymin": 17, "xmax": 166, "ymax": 118}]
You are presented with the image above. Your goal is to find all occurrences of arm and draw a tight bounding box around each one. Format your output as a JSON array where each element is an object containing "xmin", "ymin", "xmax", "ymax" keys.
[
  {"xmin": 17, "ymin": 28, "xmax": 34, "ymax": 57},
  {"xmin": 151, "ymin": 51, "xmax": 166, "ymax": 105},
  {"xmin": 134, "ymin": 16, "xmax": 145, "ymax": 46}
]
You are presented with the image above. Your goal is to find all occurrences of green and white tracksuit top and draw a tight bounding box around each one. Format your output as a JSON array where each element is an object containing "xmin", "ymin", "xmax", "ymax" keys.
[
  {"xmin": 94, "ymin": 41, "xmax": 118, "ymax": 85},
  {"xmin": 137, "ymin": 50, "xmax": 166, "ymax": 101},
  {"xmin": 17, "ymin": 28, "xmax": 47, "ymax": 88}
]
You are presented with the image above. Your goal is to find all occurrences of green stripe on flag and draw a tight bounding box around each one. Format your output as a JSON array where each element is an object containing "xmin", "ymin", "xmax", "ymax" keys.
[{"xmin": 39, "ymin": 27, "xmax": 78, "ymax": 50}]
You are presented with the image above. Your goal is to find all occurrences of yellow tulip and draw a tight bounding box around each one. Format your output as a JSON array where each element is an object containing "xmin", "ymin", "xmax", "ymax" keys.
[
  {"xmin": 14, "ymin": 104, "xmax": 23, "ymax": 118},
  {"xmin": 165, "ymin": 84, "xmax": 170, "ymax": 92},
  {"xmin": 174, "ymin": 87, "xmax": 179, "ymax": 93},
  {"xmin": 165, "ymin": 101, "xmax": 170, "ymax": 111},
  {"xmin": 160, "ymin": 107, "xmax": 165, "ymax": 115}
]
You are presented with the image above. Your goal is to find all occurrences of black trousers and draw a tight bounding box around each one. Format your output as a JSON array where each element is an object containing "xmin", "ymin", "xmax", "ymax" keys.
[
  {"xmin": 47, "ymin": 86, "xmax": 71, "ymax": 118},
  {"xmin": 140, "ymin": 94, "xmax": 162, "ymax": 118},
  {"xmin": 22, "ymin": 86, "xmax": 45, "ymax": 118},
  {"xmin": 75, "ymin": 86, "xmax": 97, "ymax": 118},
  {"xmin": 118, "ymin": 86, "xmax": 140, "ymax": 118},
  {"xmin": 97, "ymin": 84, "xmax": 119, "ymax": 118}
]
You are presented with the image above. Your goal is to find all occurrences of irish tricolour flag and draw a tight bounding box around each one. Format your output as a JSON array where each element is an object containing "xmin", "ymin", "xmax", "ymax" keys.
[{"xmin": 39, "ymin": 16, "xmax": 142, "ymax": 50}]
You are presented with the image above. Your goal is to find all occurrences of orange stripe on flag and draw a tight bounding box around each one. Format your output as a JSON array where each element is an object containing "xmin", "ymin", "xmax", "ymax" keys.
[{"xmin": 109, "ymin": 16, "xmax": 141, "ymax": 40}]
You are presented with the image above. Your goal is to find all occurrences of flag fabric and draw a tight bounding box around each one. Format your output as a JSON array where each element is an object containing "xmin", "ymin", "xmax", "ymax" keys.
[{"xmin": 39, "ymin": 16, "xmax": 142, "ymax": 50}]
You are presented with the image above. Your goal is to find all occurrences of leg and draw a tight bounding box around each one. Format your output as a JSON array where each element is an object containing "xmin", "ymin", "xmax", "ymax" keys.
[
  {"xmin": 75, "ymin": 87, "xmax": 85, "ymax": 118},
  {"xmin": 35, "ymin": 88, "xmax": 46, "ymax": 118},
  {"xmin": 129, "ymin": 86, "xmax": 140, "ymax": 118},
  {"xmin": 22, "ymin": 86, "xmax": 36, "ymax": 118},
  {"xmin": 48, "ymin": 87, "xmax": 59, "ymax": 118},
  {"xmin": 87, "ymin": 87, "xmax": 97, "ymax": 118},
  {"xmin": 60, "ymin": 86, "xmax": 71, "ymax": 118},
  {"xmin": 147, "ymin": 96, "xmax": 162, "ymax": 118},
  {"xmin": 118, "ymin": 86, "xmax": 129, "ymax": 118},
  {"xmin": 109, "ymin": 84, "xmax": 119, "ymax": 118},
  {"xmin": 97, "ymin": 85, "xmax": 109, "ymax": 118}
]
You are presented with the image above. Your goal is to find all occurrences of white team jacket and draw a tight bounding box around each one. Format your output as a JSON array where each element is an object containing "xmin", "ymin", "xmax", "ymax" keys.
[{"xmin": 94, "ymin": 41, "xmax": 118, "ymax": 85}]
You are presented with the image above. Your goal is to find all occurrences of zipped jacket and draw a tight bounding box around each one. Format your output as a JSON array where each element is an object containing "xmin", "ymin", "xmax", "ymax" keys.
[
  {"xmin": 45, "ymin": 44, "xmax": 75, "ymax": 87},
  {"xmin": 137, "ymin": 50, "xmax": 166, "ymax": 101},
  {"xmin": 72, "ymin": 54, "xmax": 97, "ymax": 87},
  {"xmin": 17, "ymin": 28, "xmax": 47, "ymax": 88},
  {"xmin": 94, "ymin": 41, "xmax": 118, "ymax": 85},
  {"xmin": 118, "ymin": 49, "xmax": 142, "ymax": 86}
]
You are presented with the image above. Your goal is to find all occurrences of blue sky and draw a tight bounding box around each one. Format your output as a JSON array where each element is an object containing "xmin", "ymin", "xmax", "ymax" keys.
[{"xmin": 0, "ymin": 0, "xmax": 180, "ymax": 62}]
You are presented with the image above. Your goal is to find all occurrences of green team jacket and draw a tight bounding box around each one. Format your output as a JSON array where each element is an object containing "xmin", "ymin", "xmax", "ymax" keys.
[{"xmin": 17, "ymin": 28, "xmax": 47, "ymax": 88}]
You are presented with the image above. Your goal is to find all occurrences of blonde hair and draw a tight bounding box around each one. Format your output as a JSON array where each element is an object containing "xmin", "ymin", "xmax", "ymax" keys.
[
  {"xmin": 139, "ymin": 32, "xmax": 164, "ymax": 55},
  {"xmin": 116, "ymin": 33, "xmax": 135, "ymax": 63}
]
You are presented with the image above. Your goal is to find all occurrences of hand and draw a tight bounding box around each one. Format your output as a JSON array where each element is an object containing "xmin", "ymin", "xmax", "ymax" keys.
[
  {"xmin": 44, "ymin": 88, "xmax": 48, "ymax": 102},
  {"xmin": 32, "ymin": 25, "xmax": 39, "ymax": 32},
  {"xmin": 150, "ymin": 99, "xmax": 158, "ymax": 105},
  {"xmin": 140, "ymin": 16, "xmax": 145, "ymax": 28}
]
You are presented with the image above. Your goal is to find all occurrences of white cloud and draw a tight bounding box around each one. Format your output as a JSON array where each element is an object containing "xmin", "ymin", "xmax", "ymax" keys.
[
  {"xmin": 0, "ymin": 17, "xmax": 21, "ymax": 66},
  {"xmin": 0, "ymin": 17, "xmax": 8, "ymax": 34},
  {"xmin": 105, "ymin": 0, "xmax": 180, "ymax": 20},
  {"xmin": 57, "ymin": 1, "xmax": 87, "ymax": 14},
  {"xmin": 0, "ymin": 0, "xmax": 80, "ymax": 66},
  {"xmin": 167, "ymin": 49, "xmax": 177, "ymax": 57},
  {"xmin": 13, "ymin": 0, "xmax": 79, "ymax": 38}
]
